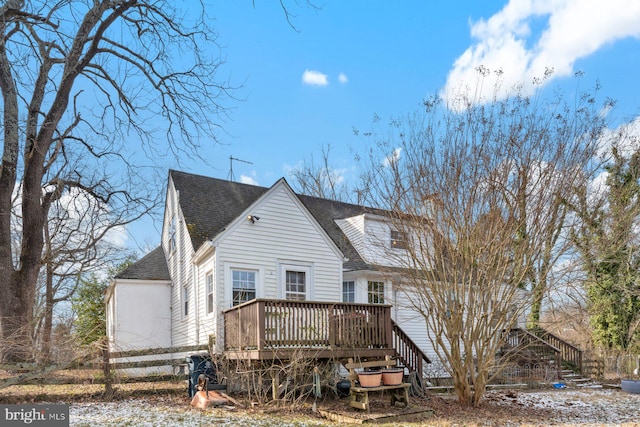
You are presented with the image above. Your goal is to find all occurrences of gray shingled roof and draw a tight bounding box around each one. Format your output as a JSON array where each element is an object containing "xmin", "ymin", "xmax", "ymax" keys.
[
  {"xmin": 297, "ymin": 194, "xmax": 386, "ymax": 271},
  {"xmin": 170, "ymin": 169, "xmax": 384, "ymax": 271},
  {"xmin": 115, "ymin": 246, "xmax": 170, "ymax": 280},
  {"xmin": 169, "ymin": 170, "xmax": 269, "ymax": 250}
]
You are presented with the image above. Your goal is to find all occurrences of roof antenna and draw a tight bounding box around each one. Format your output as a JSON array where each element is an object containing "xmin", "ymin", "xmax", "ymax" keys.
[{"xmin": 228, "ymin": 156, "xmax": 253, "ymax": 182}]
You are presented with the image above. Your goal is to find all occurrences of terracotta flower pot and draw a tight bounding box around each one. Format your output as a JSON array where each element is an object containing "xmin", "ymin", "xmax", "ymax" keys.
[
  {"xmin": 357, "ymin": 371, "xmax": 382, "ymax": 387},
  {"xmin": 381, "ymin": 368, "xmax": 404, "ymax": 385}
]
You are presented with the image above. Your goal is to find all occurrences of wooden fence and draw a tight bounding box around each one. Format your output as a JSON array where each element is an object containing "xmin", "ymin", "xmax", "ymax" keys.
[
  {"xmin": 0, "ymin": 345, "xmax": 208, "ymax": 389},
  {"xmin": 581, "ymin": 354, "xmax": 639, "ymax": 380}
]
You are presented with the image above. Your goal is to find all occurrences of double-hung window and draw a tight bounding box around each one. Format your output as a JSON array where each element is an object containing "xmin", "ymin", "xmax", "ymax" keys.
[
  {"xmin": 206, "ymin": 272, "xmax": 214, "ymax": 314},
  {"xmin": 285, "ymin": 270, "xmax": 307, "ymax": 301},
  {"xmin": 390, "ymin": 230, "xmax": 408, "ymax": 250},
  {"xmin": 182, "ymin": 282, "xmax": 190, "ymax": 318},
  {"xmin": 232, "ymin": 270, "xmax": 256, "ymax": 306},
  {"xmin": 278, "ymin": 263, "xmax": 312, "ymax": 301},
  {"xmin": 368, "ymin": 280, "xmax": 385, "ymax": 304},
  {"xmin": 342, "ymin": 281, "xmax": 355, "ymax": 303}
]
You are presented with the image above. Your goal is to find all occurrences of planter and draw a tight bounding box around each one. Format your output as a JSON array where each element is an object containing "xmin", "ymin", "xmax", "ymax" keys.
[
  {"xmin": 357, "ymin": 371, "xmax": 382, "ymax": 387},
  {"xmin": 381, "ymin": 368, "xmax": 404, "ymax": 386},
  {"xmin": 621, "ymin": 379, "xmax": 640, "ymax": 394}
]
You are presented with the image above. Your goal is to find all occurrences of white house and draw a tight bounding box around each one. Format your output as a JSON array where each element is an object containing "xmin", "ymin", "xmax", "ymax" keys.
[{"xmin": 106, "ymin": 170, "xmax": 444, "ymax": 368}]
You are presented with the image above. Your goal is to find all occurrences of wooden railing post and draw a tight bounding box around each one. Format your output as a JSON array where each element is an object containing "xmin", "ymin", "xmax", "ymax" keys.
[
  {"xmin": 256, "ymin": 300, "xmax": 266, "ymax": 351},
  {"xmin": 384, "ymin": 306, "xmax": 392, "ymax": 349},
  {"xmin": 578, "ymin": 350, "xmax": 583, "ymax": 374}
]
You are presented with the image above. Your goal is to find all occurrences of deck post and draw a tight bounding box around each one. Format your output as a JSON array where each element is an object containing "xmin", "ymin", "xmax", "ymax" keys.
[
  {"xmin": 271, "ymin": 369, "xmax": 279, "ymax": 400},
  {"xmin": 256, "ymin": 300, "xmax": 266, "ymax": 351},
  {"xmin": 384, "ymin": 306, "xmax": 393, "ymax": 349}
]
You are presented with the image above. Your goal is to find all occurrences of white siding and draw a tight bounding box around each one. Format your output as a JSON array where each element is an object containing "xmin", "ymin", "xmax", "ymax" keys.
[
  {"xmin": 163, "ymin": 178, "xmax": 196, "ymax": 347},
  {"xmin": 195, "ymin": 255, "xmax": 217, "ymax": 347},
  {"xmin": 336, "ymin": 215, "xmax": 365, "ymax": 255},
  {"xmin": 394, "ymin": 287, "xmax": 438, "ymax": 362},
  {"xmin": 106, "ymin": 279, "xmax": 172, "ymax": 352},
  {"xmin": 158, "ymin": 175, "xmax": 448, "ymax": 367},
  {"xmin": 338, "ymin": 214, "xmax": 413, "ymax": 268},
  {"xmin": 215, "ymin": 184, "xmax": 343, "ymax": 309}
]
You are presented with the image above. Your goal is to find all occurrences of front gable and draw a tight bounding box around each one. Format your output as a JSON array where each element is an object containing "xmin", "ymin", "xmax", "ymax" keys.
[
  {"xmin": 211, "ymin": 178, "xmax": 344, "ymax": 261},
  {"xmin": 210, "ymin": 178, "xmax": 345, "ymax": 305}
]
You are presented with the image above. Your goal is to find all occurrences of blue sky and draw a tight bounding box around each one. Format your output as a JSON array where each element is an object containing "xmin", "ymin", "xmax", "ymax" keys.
[{"xmin": 127, "ymin": 0, "xmax": 640, "ymax": 250}]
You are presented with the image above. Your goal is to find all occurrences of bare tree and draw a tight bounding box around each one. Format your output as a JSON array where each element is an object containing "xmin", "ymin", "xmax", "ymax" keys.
[
  {"xmin": 35, "ymin": 186, "xmax": 135, "ymax": 363},
  {"xmin": 289, "ymin": 145, "xmax": 351, "ymax": 201},
  {"xmin": 0, "ymin": 0, "xmax": 230, "ymax": 362},
  {"xmin": 361, "ymin": 73, "xmax": 608, "ymax": 405}
]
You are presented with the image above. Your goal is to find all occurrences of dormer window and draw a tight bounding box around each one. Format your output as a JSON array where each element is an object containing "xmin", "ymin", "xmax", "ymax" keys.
[{"xmin": 390, "ymin": 230, "xmax": 408, "ymax": 250}]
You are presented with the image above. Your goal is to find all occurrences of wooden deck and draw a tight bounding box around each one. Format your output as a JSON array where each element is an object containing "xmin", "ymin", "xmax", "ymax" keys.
[{"xmin": 222, "ymin": 299, "xmax": 396, "ymax": 361}]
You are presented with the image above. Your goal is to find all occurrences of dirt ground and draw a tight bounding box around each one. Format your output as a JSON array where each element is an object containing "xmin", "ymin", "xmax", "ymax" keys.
[
  {"xmin": 310, "ymin": 388, "xmax": 640, "ymax": 426},
  {"xmin": 1, "ymin": 375, "xmax": 639, "ymax": 426}
]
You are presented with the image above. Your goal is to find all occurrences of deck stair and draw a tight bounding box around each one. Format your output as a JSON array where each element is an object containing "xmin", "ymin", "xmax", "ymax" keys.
[
  {"xmin": 529, "ymin": 328, "xmax": 584, "ymax": 374},
  {"xmin": 500, "ymin": 328, "xmax": 561, "ymax": 366},
  {"xmin": 502, "ymin": 328, "xmax": 584, "ymax": 375},
  {"xmin": 391, "ymin": 320, "xmax": 431, "ymax": 377},
  {"xmin": 560, "ymin": 369, "xmax": 601, "ymax": 388}
]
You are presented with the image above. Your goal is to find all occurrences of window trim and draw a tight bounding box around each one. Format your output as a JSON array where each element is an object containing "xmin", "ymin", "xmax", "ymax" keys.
[
  {"xmin": 342, "ymin": 280, "xmax": 355, "ymax": 303},
  {"xmin": 390, "ymin": 230, "xmax": 408, "ymax": 250},
  {"xmin": 224, "ymin": 263, "xmax": 263, "ymax": 308},
  {"xmin": 231, "ymin": 269, "xmax": 257, "ymax": 306},
  {"xmin": 278, "ymin": 262, "xmax": 313, "ymax": 301}
]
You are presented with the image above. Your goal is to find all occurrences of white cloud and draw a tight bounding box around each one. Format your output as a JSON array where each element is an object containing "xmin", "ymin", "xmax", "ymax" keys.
[
  {"xmin": 382, "ymin": 147, "xmax": 402, "ymax": 167},
  {"xmin": 302, "ymin": 69, "xmax": 329, "ymax": 86},
  {"xmin": 240, "ymin": 174, "xmax": 259, "ymax": 185},
  {"xmin": 594, "ymin": 116, "xmax": 640, "ymax": 162},
  {"xmin": 338, "ymin": 72, "xmax": 348, "ymax": 84},
  {"xmin": 442, "ymin": 0, "xmax": 640, "ymax": 106},
  {"xmin": 282, "ymin": 162, "xmax": 299, "ymax": 176}
]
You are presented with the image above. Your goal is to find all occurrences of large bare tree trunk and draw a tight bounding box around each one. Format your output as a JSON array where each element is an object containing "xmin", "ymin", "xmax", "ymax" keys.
[
  {"xmin": 0, "ymin": 0, "xmax": 232, "ymax": 362},
  {"xmin": 0, "ymin": 2, "xmax": 26, "ymax": 361},
  {"xmin": 1, "ymin": 275, "xmax": 35, "ymax": 362}
]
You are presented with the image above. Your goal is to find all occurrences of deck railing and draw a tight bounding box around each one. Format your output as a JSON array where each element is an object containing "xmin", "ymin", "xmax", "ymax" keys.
[
  {"xmin": 391, "ymin": 320, "xmax": 431, "ymax": 375},
  {"xmin": 223, "ymin": 299, "xmax": 393, "ymax": 352},
  {"xmin": 530, "ymin": 328, "xmax": 583, "ymax": 374},
  {"xmin": 502, "ymin": 328, "xmax": 560, "ymax": 360}
]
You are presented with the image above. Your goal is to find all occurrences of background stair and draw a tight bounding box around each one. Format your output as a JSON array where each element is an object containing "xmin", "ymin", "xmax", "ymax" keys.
[{"xmin": 561, "ymin": 369, "xmax": 601, "ymax": 388}]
